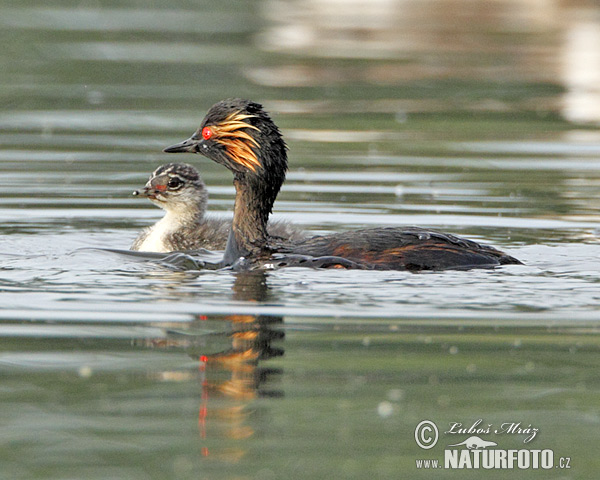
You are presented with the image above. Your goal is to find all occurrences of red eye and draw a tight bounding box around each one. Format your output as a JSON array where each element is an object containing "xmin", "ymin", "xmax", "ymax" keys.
[{"xmin": 202, "ymin": 127, "xmax": 213, "ymax": 141}]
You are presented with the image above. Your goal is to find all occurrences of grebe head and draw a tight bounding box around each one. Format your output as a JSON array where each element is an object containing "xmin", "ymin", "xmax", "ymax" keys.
[
  {"xmin": 133, "ymin": 162, "xmax": 207, "ymax": 215},
  {"xmin": 163, "ymin": 98, "xmax": 287, "ymax": 190},
  {"xmin": 164, "ymin": 99, "xmax": 289, "ymax": 258}
]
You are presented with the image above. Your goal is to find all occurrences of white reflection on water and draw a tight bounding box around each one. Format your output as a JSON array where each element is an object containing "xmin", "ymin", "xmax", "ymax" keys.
[
  {"xmin": 51, "ymin": 42, "xmax": 252, "ymax": 64},
  {"xmin": 258, "ymin": 0, "xmax": 600, "ymax": 123},
  {"xmin": 259, "ymin": 0, "xmax": 561, "ymax": 61},
  {"xmin": 562, "ymin": 10, "xmax": 600, "ymax": 123},
  {"xmin": 0, "ymin": 8, "xmax": 250, "ymax": 33},
  {"xmin": 0, "ymin": 111, "xmax": 198, "ymax": 131}
]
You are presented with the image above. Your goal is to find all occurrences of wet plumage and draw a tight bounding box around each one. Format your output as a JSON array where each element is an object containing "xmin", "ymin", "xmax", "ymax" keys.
[
  {"xmin": 164, "ymin": 99, "xmax": 521, "ymax": 270},
  {"xmin": 274, "ymin": 227, "xmax": 519, "ymax": 270}
]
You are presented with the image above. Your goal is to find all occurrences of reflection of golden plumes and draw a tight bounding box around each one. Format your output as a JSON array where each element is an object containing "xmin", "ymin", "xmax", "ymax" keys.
[
  {"xmin": 199, "ymin": 366, "xmax": 257, "ymax": 454},
  {"xmin": 211, "ymin": 404, "xmax": 248, "ymax": 420},
  {"xmin": 134, "ymin": 273, "xmax": 282, "ymax": 464},
  {"xmin": 217, "ymin": 378, "xmax": 257, "ymax": 400},
  {"xmin": 232, "ymin": 331, "xmax": 260, "ymax": 352},
  {"xmin": 206, "ymin": 348, "xmax": 260, "ymax": 366},
  {"xmin": 196, "ymin": 327, "xmax": 281, "ymax": 457},
  {"xmin": 227, "ymin": 314, "xmax": 261, "ymax": 324},
  {"xmin": 232, "ymin": 330, "xmax": 260, "ymax": 341},
  {"xmin": 228, "ymin": 425, "xmax": 255, "ymax": 440}
]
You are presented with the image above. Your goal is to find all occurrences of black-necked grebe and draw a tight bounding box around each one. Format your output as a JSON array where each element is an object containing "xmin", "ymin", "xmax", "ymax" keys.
[
  {"xmin": 163, "ymin": 99, "xmax": 521, "ymax": 270},
  {"xmin": 131, "ymin": 162, "xmax": 305, "ymax": 253}
]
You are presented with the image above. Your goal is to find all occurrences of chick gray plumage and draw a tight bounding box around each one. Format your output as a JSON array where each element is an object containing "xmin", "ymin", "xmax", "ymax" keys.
[{"xmin": 131, "ymin": 163, "xmax": 305, "ymax": 252}]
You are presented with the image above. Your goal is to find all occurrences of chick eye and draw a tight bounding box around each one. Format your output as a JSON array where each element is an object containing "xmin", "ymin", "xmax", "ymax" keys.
[
  {"xmin": 202, "ymin": 126, "xmax": 213, "ymax": 141},
  {"xmin": 167, "ymin": 177, "xmax": 183, "ymax": 189}
]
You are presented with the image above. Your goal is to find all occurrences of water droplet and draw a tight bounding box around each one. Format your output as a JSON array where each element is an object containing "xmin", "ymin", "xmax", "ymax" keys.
[{"xmin": 377, "ymin": 401, "xmax": 393, "ymax": 418}]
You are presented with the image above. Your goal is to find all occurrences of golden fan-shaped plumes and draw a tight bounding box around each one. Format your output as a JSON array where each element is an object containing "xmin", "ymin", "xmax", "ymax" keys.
[{"xmin": 212, "ymin": 112, "xmax": 261, "ymax": 172}]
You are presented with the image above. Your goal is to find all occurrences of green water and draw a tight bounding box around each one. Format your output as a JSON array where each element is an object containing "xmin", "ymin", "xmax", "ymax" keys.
[{"xmin": 0, "ymin": 1, "xmax": 599, "ymax": 479}]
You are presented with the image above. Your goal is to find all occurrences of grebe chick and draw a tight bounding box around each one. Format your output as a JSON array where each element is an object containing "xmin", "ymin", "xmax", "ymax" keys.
[
  {"xmin": 131, "ymin": 162, "xmax": 305, "ymax": 253},
  {"xmin": 164, "ymin": 99, "xmax": 522, "ymax": 270}
]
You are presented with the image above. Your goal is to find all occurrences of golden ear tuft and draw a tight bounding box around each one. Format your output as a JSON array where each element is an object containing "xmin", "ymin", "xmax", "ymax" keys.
[{"xmin": 212, "ymin": 112, "xmax": 261, "ymax": 172}]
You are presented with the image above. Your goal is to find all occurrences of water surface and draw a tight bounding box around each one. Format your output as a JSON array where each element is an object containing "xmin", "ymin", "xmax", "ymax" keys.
[{"xmin": 1, "ymin": 1, "xmax": 599, "ymax": 478}]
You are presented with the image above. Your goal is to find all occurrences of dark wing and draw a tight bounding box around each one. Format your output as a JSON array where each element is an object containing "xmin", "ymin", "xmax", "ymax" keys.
[{"xmin": 279, "ymin": 227, "xmax": 521, "ymax": 271}]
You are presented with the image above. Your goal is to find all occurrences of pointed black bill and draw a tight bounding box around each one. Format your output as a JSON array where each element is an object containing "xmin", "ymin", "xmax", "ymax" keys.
[{"xmin": 163, "ymin": 137, "xmax": 199, "ymax": 153}]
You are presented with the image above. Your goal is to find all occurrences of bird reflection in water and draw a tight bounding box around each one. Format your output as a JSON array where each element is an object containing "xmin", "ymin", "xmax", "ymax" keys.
[{"xmin": 141, "ymin": 270, "xmax": 283, "ymax": 462}]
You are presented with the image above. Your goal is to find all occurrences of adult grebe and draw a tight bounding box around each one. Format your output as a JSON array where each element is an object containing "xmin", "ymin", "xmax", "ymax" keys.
[
  {"xmin": 163, "ymin": 99, "xmax": 521, "ymax": 270},
  {"xmin": 131, "ymin": 162, "xmax": 305, "ymax": 252}
]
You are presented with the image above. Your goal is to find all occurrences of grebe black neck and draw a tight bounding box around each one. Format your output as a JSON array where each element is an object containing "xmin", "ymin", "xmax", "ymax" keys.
[{"xmin": 164, "ymin": 98, "xmax": 288, "ymax": 258}]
